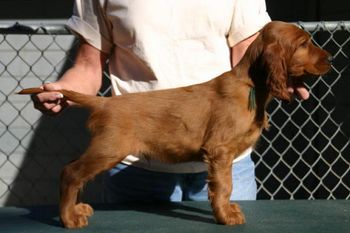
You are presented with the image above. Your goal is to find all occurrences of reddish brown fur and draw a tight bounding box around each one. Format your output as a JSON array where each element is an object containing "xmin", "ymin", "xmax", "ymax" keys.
[{"xmin": 18, "ymin": 21, "xmax": 331, "ymax": 228}]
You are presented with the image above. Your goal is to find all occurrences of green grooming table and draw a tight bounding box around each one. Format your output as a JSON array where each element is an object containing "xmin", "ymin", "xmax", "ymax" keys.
[{"xmin": 1, "ymin": 200, "xmax": 349, "ymax": 233}]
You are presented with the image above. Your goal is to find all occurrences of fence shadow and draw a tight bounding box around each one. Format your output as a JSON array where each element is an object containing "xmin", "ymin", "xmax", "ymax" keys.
[
  {"xmin": 5, "ymin": 108, "xmax": 106, "ymax": 206},
  {"xmin": 5, "ymin": 40, "xmax": 105, "ymax": 206}
]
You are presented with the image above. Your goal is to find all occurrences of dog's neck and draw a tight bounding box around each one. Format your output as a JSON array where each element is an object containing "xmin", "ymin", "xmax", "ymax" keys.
[
  {"xmin": 233, "ymin": 56, "xmax": 272, "ymax": 128},
  {"xmin": 235, "ymin": 56, "xmax": 271, "ymax": 104}
]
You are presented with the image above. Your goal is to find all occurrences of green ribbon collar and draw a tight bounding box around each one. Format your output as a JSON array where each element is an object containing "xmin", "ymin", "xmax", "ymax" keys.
[{"xmin": 248, "ymin": 87, "xmax": 256, "ymax": 111}]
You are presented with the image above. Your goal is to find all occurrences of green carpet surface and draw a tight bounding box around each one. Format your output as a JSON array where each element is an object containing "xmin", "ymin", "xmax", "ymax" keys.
[{"xmin": 1, "ymin": 200, "xmax": 349, "ymax": 233}]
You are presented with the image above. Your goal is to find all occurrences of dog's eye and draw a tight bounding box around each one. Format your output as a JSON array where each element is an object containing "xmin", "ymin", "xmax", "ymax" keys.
[{"xmin": 300, "ymin": 40, "xmax": 309, "ymax": 48}]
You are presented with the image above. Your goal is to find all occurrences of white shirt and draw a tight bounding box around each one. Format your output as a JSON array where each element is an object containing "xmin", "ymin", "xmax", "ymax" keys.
[{"xmin": 67, "ymin": 0, "xmax": 271, "ymax": 173}]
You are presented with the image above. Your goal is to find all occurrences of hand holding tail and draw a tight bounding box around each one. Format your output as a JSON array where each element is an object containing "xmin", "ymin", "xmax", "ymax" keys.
[
  {"xmin": 18, "ymin": 83, "xmax": 67, "ymax": 115},
  {"xmin": 18, "ymin": 85, "xmax": 102, "ymax": 113}
]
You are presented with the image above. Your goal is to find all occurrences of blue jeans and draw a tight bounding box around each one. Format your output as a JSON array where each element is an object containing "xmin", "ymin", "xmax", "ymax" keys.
[{"xmin": 103, "ymin": 155, "xmax": 257, "ymax": 203}]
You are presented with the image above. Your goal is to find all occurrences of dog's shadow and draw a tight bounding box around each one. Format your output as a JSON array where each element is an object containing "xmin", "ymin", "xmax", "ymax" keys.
[
  {"xmin": 23, "ymin": 205, "xmax": 62, "ymax": 227},
  {"xmin": 97, "ymin": 202, "xmax": 214, "ymax": 223},
  {"xmin": 23, "ymin": 202, "xmax": 214, "ymax": 228}
]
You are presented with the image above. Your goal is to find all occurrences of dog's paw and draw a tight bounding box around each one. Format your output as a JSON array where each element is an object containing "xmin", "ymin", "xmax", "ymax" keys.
[
  {"xmin": 75, "ymin": 203, "xmax": 94, "ymax": 217},
  {"xmin": 61, "ymin": 203, "xmax": 94, "ymax": 229},
  {"xmin": 214, "ymin": 203, "xmax": 246, "ymax": 225},
  {"xmin": 226, "ymin": 203, "xmax": 246, "ymax": 225}
]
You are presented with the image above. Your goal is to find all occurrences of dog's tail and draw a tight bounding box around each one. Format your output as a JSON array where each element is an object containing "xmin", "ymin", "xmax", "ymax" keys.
[{"xmin": 17, "ymin": 87, "xmax": 103, "ymax": 110}]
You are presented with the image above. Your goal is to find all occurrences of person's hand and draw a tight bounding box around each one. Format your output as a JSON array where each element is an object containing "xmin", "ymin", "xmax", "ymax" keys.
[{"xmin": 31, "ymin": 82, "xmax": 68, "ymax": 115}]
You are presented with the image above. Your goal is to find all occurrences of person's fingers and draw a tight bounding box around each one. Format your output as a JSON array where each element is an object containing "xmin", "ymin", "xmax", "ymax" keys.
[
  {"xmin": 294, "ymin": 86, "xmax": 310, "ymax": 100},
  {"xmin": 42, "ymin": 82, "xmax": 62, "ymax": 91},
  {"xmin": 51, "ymin": 99, "xmax": 69, "ymax": 113},
  {"xmin": 33, "ymin": 91, "xmax": 64, "ymax": 103},
  {"xmin": 30, "ymin": 83, "xmax": 66, "ymax": 114},
  {"xmin": 293, "ymin": 79, "xmax": 310, "ymax": 100}
]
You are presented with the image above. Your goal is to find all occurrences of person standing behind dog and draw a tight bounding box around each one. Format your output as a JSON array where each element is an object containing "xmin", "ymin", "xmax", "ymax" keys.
[{"xmin": 32, "ymin": 0, "xmax": 274, "ymax": 202}]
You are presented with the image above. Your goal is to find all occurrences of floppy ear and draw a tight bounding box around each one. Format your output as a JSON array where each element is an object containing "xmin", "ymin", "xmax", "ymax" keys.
[
  {"xmin": 246, "ymin": 33, "xmax": 264, "ymax": 64},
  {"xmin": 263, "ymin": 42, "xmax": 292, "ymax": 101}
]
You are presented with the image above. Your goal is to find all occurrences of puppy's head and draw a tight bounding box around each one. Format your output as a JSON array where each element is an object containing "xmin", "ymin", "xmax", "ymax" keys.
[{"xmin": 248, "ymin": 21, "xmax": 332, "ymax": 101}]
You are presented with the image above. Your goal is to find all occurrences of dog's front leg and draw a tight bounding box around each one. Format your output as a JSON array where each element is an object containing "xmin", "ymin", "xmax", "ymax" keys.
[{"xmin": 206, "ymin": 149, "xmax": 245, "ymax": 225}]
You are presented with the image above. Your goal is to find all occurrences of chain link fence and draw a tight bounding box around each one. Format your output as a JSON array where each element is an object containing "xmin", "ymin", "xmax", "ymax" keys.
[{"xmin": 0, "ymin": 21, "xmax": 349, "ymax": 206}]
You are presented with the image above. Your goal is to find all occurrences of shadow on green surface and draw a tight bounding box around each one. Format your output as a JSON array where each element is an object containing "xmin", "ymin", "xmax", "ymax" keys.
[{"xmin": 22, "ymin": 202, "xmax": 214, "ymax": 228}]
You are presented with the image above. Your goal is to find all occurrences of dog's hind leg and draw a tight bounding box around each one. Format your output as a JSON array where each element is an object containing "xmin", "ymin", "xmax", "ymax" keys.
[{"xmin": 59, "ymin": 135, "xmax": 128, "ymax": 229}]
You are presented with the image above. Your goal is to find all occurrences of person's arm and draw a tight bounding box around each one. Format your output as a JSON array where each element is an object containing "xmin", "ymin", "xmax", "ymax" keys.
[
  {"xmin": 231, "ymin": 32, "xmax": 259, "ymax": 67},
  {"xmin": 32, "ymin": 39, "xmax": 108, "ymax": 114}
]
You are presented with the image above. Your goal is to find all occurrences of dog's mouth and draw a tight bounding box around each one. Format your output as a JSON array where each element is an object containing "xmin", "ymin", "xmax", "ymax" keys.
[
  {"xmin": 287, "ymin": 75, "xmax": 315, "ymax": 100},
  {"xmin": 287, "ymin": 58, "xmax": 332, "ymax": 100}
]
